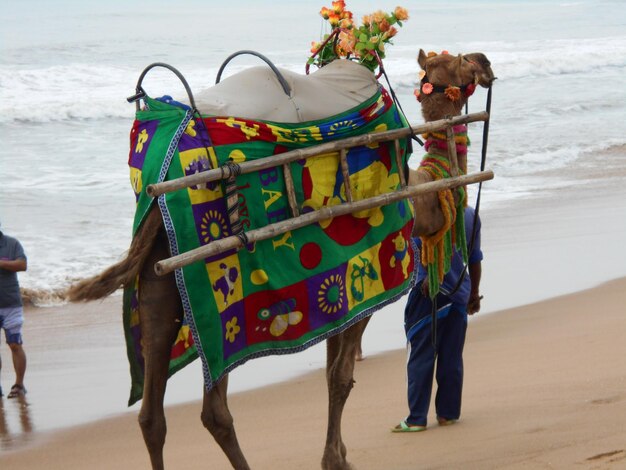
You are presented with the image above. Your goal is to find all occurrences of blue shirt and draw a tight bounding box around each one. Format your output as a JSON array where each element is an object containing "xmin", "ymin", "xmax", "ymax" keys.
[
  {"xmin": 415, "ymin": 207, "xmax": 483, "ymax": 306},
  {"xmin": 0, "ymin": 232, "xmax": 27, "ymax": 308}
]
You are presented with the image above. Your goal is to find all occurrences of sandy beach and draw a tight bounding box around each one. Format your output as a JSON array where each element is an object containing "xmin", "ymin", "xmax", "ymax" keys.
[{"xmin": 1, "ymin": 277, "xmax": 624, "ymax": 469}]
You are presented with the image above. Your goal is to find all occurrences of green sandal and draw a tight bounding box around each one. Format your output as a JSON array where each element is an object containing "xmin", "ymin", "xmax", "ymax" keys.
[{"xmin": 391, "ymin": 420, "xmax": 427, "ymax": 433}]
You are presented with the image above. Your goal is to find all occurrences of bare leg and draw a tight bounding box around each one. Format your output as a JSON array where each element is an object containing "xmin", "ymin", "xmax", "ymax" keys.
[
  {"xmin": 137, "ymin": 234, "xmax": 183, "ymax": 470},
  {"xmin": 322, "ymin": 322, "xmax": 361, "ymax": 470},
  {"xmin": 201, "ymin": 375, "xmax": 250, "ymax": 470},
  {"xmin": 8, "ymin": 343, "xmax": 26, "ymax": 386}
]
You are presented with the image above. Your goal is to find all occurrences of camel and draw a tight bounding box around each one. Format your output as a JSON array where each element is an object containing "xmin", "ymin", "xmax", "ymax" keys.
[
  {"xmin": 355, "ymin": 51, "xmax": 494, "ymax": 362},
  {"xmin": 67, "ymin": 51, "xmax": 494, "ymax": 470},
  {"xmin": 409, "ymin": 49, "xmax": 495, "ymax": 236}
]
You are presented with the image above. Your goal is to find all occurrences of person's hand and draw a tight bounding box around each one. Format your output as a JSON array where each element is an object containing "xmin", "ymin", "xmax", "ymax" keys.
[{"xmin": 467, "ymin": 293, "xmax": 483, "ymax": 315}]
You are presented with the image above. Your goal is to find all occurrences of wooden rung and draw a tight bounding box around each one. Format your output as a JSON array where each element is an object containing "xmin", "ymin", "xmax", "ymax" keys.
[
  {"xmin": 146, "ymin": 111, "xmax": 489, "ymax": 197},
  {"xmin": 394, "ymin": 139, "xmax": 407, "ymax": 187},
  {"xmin": 339, "ymin": 149, "xmax": 353, "ymax": 203},
  {"xmin": 153, "ymin": 170, "xmax": 494, "ymax": 276},
  {"xmin": 282, "ymin": 163, "xmax": 300, "ymax": 218}
]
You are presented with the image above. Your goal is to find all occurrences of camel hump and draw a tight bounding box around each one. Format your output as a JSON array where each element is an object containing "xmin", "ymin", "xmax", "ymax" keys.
[{"xmin": 194, "ymin": 59, "xmax": 379, "ymax": 123}]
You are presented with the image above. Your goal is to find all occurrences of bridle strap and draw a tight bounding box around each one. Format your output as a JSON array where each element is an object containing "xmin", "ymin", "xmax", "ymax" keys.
[{"xmin": 421, "ymin": 76, "xmax": 474, "ymax": 94}]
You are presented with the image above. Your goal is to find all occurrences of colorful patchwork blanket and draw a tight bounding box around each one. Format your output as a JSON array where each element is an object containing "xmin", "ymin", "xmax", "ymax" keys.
[{"xmin": 123, "ymin": 86, "xmax": 415, "ymax": 405}]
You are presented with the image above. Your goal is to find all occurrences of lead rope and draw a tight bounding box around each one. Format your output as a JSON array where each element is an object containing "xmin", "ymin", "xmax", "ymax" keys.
[
  {"xmin": 379, "ymin": 63, "xmax": 423, "ymax": 156},
  {"xmin": 430, "ymin": 82, "xmax": 493, "ymax": 352}
]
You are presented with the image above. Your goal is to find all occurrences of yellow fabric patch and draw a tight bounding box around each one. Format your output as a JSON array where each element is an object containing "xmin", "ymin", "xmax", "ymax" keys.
[
  {"xmin": 206, "ymin": 254, "xmax": 243, "ymax": 314},
  {"xmin": 346, "ymin": 243, "xmax": 384, "ymax": 310}
]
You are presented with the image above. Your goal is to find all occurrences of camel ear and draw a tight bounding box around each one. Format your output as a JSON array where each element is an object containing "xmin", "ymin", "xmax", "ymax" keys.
[
  {"xmin": 417, "ymin": 49, "xmax": 428, "ymax": 69},
  {"xmin": 456, "ymin": 54, "xmax": 465, "ymax": 74}
]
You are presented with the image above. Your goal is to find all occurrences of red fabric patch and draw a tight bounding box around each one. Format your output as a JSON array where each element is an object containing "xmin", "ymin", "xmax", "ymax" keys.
[
  {"xmin": 300, "ymin": 242, "xmax": 323, "ymax": 270},
  {"xmin": 378, "ymin": 220, "xmax": 415, "ymax": 290},
  {"xmin": 244, "ymin": 284, "xmax": 310, "ymax": 345},
  {"xmin": 322, "ymin": 214, "xmax": 371, "ymax": 246}
]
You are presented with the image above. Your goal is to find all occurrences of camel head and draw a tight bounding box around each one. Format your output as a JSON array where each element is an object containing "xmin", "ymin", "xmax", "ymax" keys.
[{"xmin": 416, "ymin": 49, "xmax": 495, "ymax": 121}]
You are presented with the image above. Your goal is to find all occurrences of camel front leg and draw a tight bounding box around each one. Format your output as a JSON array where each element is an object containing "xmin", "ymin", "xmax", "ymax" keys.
[
  {"xmin": 137, "ymin": 236, "xmax": 184, "ymax": 470},
  {"xmin": 322, "ymin": 320, "xmax": 363, "ymax": 470},
  {"xmin": 201, "ymin": 375, "xmax": 250, "ymax": 470}
]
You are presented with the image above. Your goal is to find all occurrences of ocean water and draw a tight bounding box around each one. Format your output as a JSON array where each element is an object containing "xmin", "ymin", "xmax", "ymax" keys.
[{"xmin": 1, "ymin": 0, "xmax": 626, "ymax": 300}]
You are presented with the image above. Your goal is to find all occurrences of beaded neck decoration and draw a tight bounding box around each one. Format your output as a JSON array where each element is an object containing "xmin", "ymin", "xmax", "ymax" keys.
[
  {"xmin": 418, "ymin": 124, "xmax": 469, "ymax": 298},
  {"xmin": 423, "ymin": 124, "xmax": 469, "ymax": 156}
]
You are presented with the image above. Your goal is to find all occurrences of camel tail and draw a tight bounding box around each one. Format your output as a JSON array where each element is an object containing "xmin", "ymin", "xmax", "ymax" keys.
[{"xmin": 66, "ymin": 208, "xmax": 163, "ymax": 302}]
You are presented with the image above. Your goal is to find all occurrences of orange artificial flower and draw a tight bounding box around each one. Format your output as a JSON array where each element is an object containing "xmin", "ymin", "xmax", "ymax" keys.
[
  {"xmin": 320, "ymin": 6, "xmax": 331, "ymax": 19},
  {"xmin": 444, "ymin": 85, "xmax": 461, "ymax": 101},
  {"xmin": 371, "ymin": 10, "xmax": 386, "ymax": 24},
  {"xmin": 422, "ymin": 82, "xmax": 434, "ymax": 94},
  {"xmin": 339, "ymin": 17, "xmax": 353, "ymax": 29},
  {"xmin": 361, "ymin": 14, "xmax": 371, "ymax": 26},
  {"xmin": 332, "ymin": 0, "xmax": 346, "ymax": 13},
  {"xmin": 394, "ymin": 6, "xmax": 409, "ymax": 21},
  {"xmin": 311, "ymin": 41, "xmax": 321, "ymax": 54},
  {"xmin": 378, "ymin": 18, "xmax": 391, "ymax": 32},
  {"xmin": 338, "ymin": 30, "xmax": 356, "ymax": 54},
  {"xmin": 427, "ymin": 51, "xmax": 437, "ymax": 58},
  {"xmin": 413, "ymin": 88, "xmax": 421, "ymax": 100},
  {"xmin": 328, "ymin": 12, "xmax": 340, "ymax": 26},
  {"xmin": 386, "ymin": 26, "xmax": 398, "ymax": 38}
]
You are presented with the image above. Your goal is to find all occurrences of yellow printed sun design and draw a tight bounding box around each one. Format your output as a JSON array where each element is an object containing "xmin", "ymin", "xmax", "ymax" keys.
[
  {"xmin": 329, "ymin": 120, "xmax": 356, "ymax": 133},
  {"xmin": 317, "ymin": 274, "xmax": 345, "ymax": 315},
  {"xmin": 225, "ymin": 317, "xmax": 240, "ymax": 343},
  {"xmin": 200, "ymin": 210, "xmax": 228, "ymax": 244}
]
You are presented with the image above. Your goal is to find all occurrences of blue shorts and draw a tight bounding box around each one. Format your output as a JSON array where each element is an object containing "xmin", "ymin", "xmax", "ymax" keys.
[{"xmin": 0, "ymin": 306, "xmax": 24, "ymax": 345}]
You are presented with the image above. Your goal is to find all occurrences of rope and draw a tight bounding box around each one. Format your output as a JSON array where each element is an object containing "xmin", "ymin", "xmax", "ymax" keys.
[
  {"xmin": 236, "ymin": 231, "xmax": 249, "ymax": 246},
  {"xmin": 379, "ymin": 64, "xmax": 423, "ymax": 149},
  {"xmin": 221, "ymin": 160, "xmax": 244, "ymax": 237}
]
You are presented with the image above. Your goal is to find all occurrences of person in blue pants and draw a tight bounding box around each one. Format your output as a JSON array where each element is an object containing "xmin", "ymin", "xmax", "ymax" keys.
[{"xmin": 393, "ymin": 207, "xmax": 483, "ymax": 432}]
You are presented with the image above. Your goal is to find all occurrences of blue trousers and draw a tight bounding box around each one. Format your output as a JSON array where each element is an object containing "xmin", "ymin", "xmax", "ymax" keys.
[{"xmin": 404, "ymin": 284, "xmax": 467, "ymax": 426}]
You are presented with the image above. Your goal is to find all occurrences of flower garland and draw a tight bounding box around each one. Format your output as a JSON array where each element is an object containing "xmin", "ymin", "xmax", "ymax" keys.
[{"xmin": 308, "ymin": 1, "xmax": 409, "ymax": 73}]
